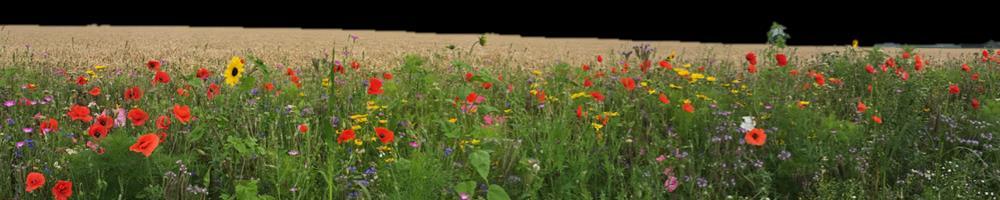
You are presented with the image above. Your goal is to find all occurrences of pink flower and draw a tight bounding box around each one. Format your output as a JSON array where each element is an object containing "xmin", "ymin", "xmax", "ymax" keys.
[
  {"xmin": 409, "ymin": 141, "xmax": 420, "ymax": 148},
  {"xmin": 655, "ymin": 155, "xmax": 666, "ymax": 162},
  {"xmin": 664, "ymin": 176, "xmax": 679, "ymax": 192}
]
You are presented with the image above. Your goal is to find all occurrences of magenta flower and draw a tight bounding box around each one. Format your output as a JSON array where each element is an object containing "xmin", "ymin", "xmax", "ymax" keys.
[
  {"xmin": 664, "ymin": 176, "xmax": 679, "ymax": 192},
  {"xmin": 655, "ymin": 155, "xmax": 666, "ymax": 162},
  {"xmin": 4, "ymin": 100, "xmax": 15, "ymax": 107}
]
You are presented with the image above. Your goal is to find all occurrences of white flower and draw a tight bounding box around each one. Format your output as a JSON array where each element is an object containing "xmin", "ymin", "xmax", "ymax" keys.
[{"xmin": 740, "ymin": 116, "xmax": 756, "ymax": 132}]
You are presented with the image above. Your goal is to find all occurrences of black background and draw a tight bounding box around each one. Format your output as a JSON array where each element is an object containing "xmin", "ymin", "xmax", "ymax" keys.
[{"xmin": 3, "ymin": 6, "xmax": 998, "ymax": 46}]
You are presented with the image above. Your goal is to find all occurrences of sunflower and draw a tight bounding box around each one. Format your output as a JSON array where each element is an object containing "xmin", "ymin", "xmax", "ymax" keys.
[{"xmin": 224, "ymin": 56, "xmax": 245, "ymax": 87}]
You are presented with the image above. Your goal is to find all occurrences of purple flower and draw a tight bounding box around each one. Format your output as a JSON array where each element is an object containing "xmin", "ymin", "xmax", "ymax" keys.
[
  {"xmin": 114, "ymin": 108, "xmax": 127, "ymax": 127},
  {"xmin": 696, "ymin": 177, "xmax": 708, "ymax": 188},
  {"xmin": 459, "ymin": 192, "xmax": 470, "ymax": 200},
  {"xmin": 22, "ymin": 127, "xmax": 33, "ymax": 133},
  {"xmin": 444, "ymin": 147, "xmax": 454, "ymax": 156},
  {"xmin": 364, "ymin": 167, "xmax": 377, "ymax": 175},
  {"xmin": 7, "ymin": 118, "xmax": 15, "ymax": 125},
  {"xmin": 3, "ymin": 100, "xmax": 14, "ymax": 107},
  {"xmin": 409, "ymin": 141, "xmax": 420, "ymax": 148},
  {"xmin": 778, "ymin": 150, "xmax": 792, "ymax": 160}
]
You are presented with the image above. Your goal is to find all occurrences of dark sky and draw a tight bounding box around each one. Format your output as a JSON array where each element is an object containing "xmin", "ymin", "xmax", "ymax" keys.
[{"xmin": 3, "ymin": 11, "xmax": 997, "ymax": 46}]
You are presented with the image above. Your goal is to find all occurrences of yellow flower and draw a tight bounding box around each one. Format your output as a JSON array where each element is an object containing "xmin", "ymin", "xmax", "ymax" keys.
[
  {"xmin": 669, "ymin": 84, "xmax": 683, "ymax": 89},
  {"xmin": 354, "ymin": 138, "xmax": 363, "ymax": 146},
  {"xmin": 470, "ymin": 139, "xmax": 481, "ymax": 145},
  {"xmin": 531, "ymin": 70, "xmax": 543, "ymax": 76},
  {"xmin": 86, "ymin": 70, "xmax": 97, "ymax": 78},
  {"xmin": 322, "ymin": 78, "xmax": 331, "ymax": 87},
  {"xmin": 683, "ymin": 99, "xmax": 692, "ymax": 104},
  {"xmin": 503, "ymin": 109, "xmax": 512, "ymax": 113},
  {"xmin": 682, "ymin": 63, "xmax": 692, "ymax": 68},
  {"xmin": 224, "ymin": 56, "xmax": 245, "ymax": 87},
  {"xmin": 384, "ymin": 158, "xmax": 396, "ymax": 163},
  {"xmin": 602, "ymin": 112, "xmax": 620, "ymax": 117},
  {"xmin": 448, "ymin": 118, "xmax": 458, "ymax": 123},
  {"xmin": 852, "ymin": 39, "xmax": 859, "ymax": 48},
  {"xmin": 690, "ymin": 73, "xmax": 705, "ymax": 80},
  {"xmin": 377, "ymin": 146, "xmax": 392, "ymax": 152},
  {"xmin": 674, "ymin": 68, "xmax": 690, "ymax": 77},
  {"xmin": 94, "ymin": 65, "xmax": 107, "ymax": 70},
  {"xmin": 379, "ymin": 120, "xmax": 388, "ymax": 124},
  {"xmin": 731, "ymin": 79, "xmax": 741, "ymax": 84},
  {"xmin": 640, "ymin": 81, "xmax": 648, "ymax": 87},
  {"xmin": 299, "ymin": 92, "xmax": 305, "ymax": 97},
  {"xmin": 591, "ymin": 123, "xmax": 604, "ymax": 131},
  {"xmin": 529, "ymin": 89, "xmax": 538, "ymax": 96},
  {"xmin": 367, "ymin": 101, "xmax": 380, "ymax": 110},
  {"xmin": 351, "ymin": 125, "xmax": 362, "ymax": 130},
  {"xmin": 667, "ymin": 50, "xmax": 677, "ymax": 61},
  {"xmin": 798, "ymin": 101, "xmax": 810, "ymax": 107},
  {"xmin": 706, "ymin": 76, "xmax": 717, "ymax": 82},
  {"xmin": 350, "ymin": 114, "xmax": 369, "ymax": 123},
  {"xmin": 571, "ymin": 92, "xmax": 588, "ymax": 99},
  {"xmin": 647, "ymin": 89, "xmax": 656, "ymax": 95}
]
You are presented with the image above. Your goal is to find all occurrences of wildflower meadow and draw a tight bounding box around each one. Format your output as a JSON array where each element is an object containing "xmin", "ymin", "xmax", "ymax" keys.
[{"xmin": 2, "ymin": 27, "xmax": 1000, "ymax": 199}]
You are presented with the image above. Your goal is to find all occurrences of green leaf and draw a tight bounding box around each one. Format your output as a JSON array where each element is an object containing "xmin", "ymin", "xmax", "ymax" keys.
[
  {"xmin": 455, "ymin": 181, "xmax": 477, "ymax": 198},
  {"xmin": 487, "ymin": 184, "xmax": 511, "ymax": 200},
  {"xmin": 239, "ymin": 76, "xmax": 257, "ymax": 92},
  {"xmin": 235, "ymin": 180, "xmax": 259, "ymax": 200},
  {"xmin": 470, "ymin": 150, "xmax": 491, "ymax": 181}
]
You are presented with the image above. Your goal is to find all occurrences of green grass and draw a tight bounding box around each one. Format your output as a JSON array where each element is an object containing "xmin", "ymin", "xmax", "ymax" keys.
[{"xmin": 1, "ymin": 46, "xmax": 999, "ymax": 199}]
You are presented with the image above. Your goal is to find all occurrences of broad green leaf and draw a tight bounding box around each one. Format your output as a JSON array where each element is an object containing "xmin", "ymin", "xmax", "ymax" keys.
[
  {"xmin": 487, "ymin": 184, "xmax": 511, "ymax": 200},
  {"xmin": 470, "ymin": 150, "xmax": 491, "ymax": 181}
]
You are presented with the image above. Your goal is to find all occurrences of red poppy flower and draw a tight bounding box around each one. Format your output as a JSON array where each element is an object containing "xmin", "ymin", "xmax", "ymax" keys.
[
  {"xmin": 334, "ymin": 63, "xmax": 345, "ymax": 74},
  {"xmin": 880, "ymin": 64, "xmax": 888, "ymax": 72},
  {"xmin": 983, "ymin": 50, "xmax": 990, "ymax": 60},
  {"xmin": 130, "ymin": 134, "xmax": 161, "ymax": 157},
  {"xmin": 76, "ymin": 76, "xmax": 88, "ymax": 86},
  {"xmin": 886, "ymin": 57, "xmax": 896, "ymax": 68},
  {"xmin": 857, "ymin": 101, "xmax": 868, "ymax": 113},
  {"xmin": 902, "ymin": 51, "xmax": 911, "ymax": 59},
  {"xmin": 152, "ymin": 70, "xmax": 170, "ymax": 84},
  {"xmin": 147, "ymin": 59, "xmax": 161, "ymax": 71},
  {"xmin": 40, "ymin": 118, "xmax": 58, "ymax": 134},
  {"xmin": 682, "ymin": 102, "xmax": 694, "ymax": 113},
  {"xmin": 640, "ymin": 59, "xmax": 652, "ymax": 74},
  {"xmin": 597, "ymin": 55, "xmax": 603, "ymax": 63},
  {"xmin": 351, "ymin": 61, "xmax": 360, "ymax": 70},
  {"xmin": 88, "ymin": 124, "xmax": 108, "ymax": 139},
  {"xmin": 590, "ymin": 91, "xmax": 605, "ymax": 102},
  {"xmin": 155, "ymin": 115, "xmax": 171, "ymax": 130},
  {"xmin": 948, "ymin": 84, "xmax": 960, "ymax": 94},
  {"xmin": 67, "ymin": 105, "xmax": 93, "ymax": 122},
  {"xmin": 536, "ymin": 90, "xmax": 547, "ymax": 103},
  {"xmin": 196, "ymin": 68, "xmax": 211, "ymax": 80},
  {"xmin": 466, "ymin": 92, "xmax": 478, "ymax": 104},
  {"xmin": 96, "ymin": 113, "xmax": 113, "ymax": 129},
  {"xmin": 971, "ymin": 73, "xmax": 979, "ymax": 81},
  {"xmin": 745, "ymin": 128, "xmax": 766, "ymax": 146},
  {"xmin": 865, "ymin": 64, "xmax": 876, "ymax": 74},
  {"xmin": 914, "ymin": 55, "xmax": 924, "ymax": 71},
  {"xmin": 972, "ymin": 98, "xmax": 981, "ymax": 110},
  {"xmin": 337, "ymin": 129, "xmax": 356, "ymax": 144},
  {"xmin": 128, "ymin": 108, "xmax": 149, "ymax": 126},
  {"xmin": 124, "ymin": 86, "xmax": 142, "ymax": 101},
  {"xmin": 482, "ymin": 82, "xmax": 493, "ymax": 89},
  {"xmin": 51, "ymin": 180, "xmax": 72, "ymax": 200},
  {"xmin": 872, "ymin": 115, "xmax": 883, "ymax": 124},
  {"xmin": 88, "ymin": 86, "xmax": 101, "ymax": 96},
  {"xmin": 290, "ymin": 75, "xmax": 302, "ymax": 88},
  {"xmin": 298, "ymin": 124, "xmax": 309, "ymax": 133},
  {"xmin": 789, "ymin": 69, "xmax": 799, "ymax": 76},
  {"xmin": 620, "ymin": 77, "xmax": 636, "ymax": 91},
  {"xmin": 367, "ymin": 78, "xmax": 384, "ymax": 95},
  {"xmin": 375, "ymin": 127, "xmax": 394, "ymax": 144},
  {"xmin": 658, "ymin": 93, "xmax": 670, "ymax": 104},
  {"xmin": 464, "ymin": 72, "xmax": 474, "ymax": 82},
  {"xmin": 172, "ymin": 104, "xmax": 192, "ymax": 123},
  {"xmin": 775, "ymin": 54, "xmax": 788, "ymax": 66},
  {"xmin": 746, "ymin": 52, "xmax": 757, "ymax": 65},
  {"xmin": 961, "ymin": 63, "xmax": 971, "ymax": 72},
  {"xmin": 659, "ymin": 60, "xmax": 672, "ymax": 70},
  {"xmin": 176, "ymin": 87, "xmax": 188, "ymax": 97},
  {"xmin": 867, "ymin": 84, "xmax": 873, "ymax": 93},
  {"xmin": 813, "ymin": 73, "xmax": 825, "ymax": 86},
  {"xmin": 383, "ymin": 72, "xmax": 393, "ymax": 80},
  {"xmin": 207, "ymin": 83, "xmax": 220, "ymax": 100},
  {"xmin": 582, "ymin": 64, "xmax": 590, "ymax": 71},
  {"xmin": 286, "ymin": 68, "xmax": 296, "ymax": 76},
  {"xmin": 576, "ymin": 105, "xmax": 584, "ymax": 119},
  {"xmin": 263, "ymin": 82, "xmax": 275, "ymax": 92},
  {"xmin": 900, "ymin": 71, "xmax": 909, "ymax": 81},
  {"xmin": 747, "ymin": 64, "xmax": 757, "ymax": 74},
  {"xmin": 583, "ymin": 77, "xmax": 593, "ymax": 87},
  {"xmin": 25, "ymin": 172, "xmax": 45, "ymax": 192}
]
